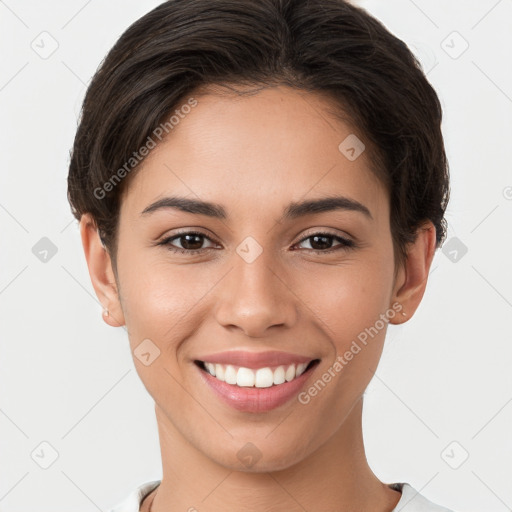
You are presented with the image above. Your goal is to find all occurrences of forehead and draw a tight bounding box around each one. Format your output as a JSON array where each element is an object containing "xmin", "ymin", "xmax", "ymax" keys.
[{"xmin": 120, "ymin": 85, "xmax": 388, "ymax": 224}]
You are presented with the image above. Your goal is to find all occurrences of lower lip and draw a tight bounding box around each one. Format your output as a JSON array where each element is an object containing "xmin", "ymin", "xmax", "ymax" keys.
[{"xmin": 195, "ymin": 361, "xmax": 319, "ymax": 413}]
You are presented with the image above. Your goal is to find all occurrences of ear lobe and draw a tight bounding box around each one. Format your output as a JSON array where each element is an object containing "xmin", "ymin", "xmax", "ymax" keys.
[
  {"xmin": 79, "ymin": 213, "xmax": 125, "ymax": 328},
  {"xmin": 388, "ymin": 220, "xmax": 437, "ymax": 325}
]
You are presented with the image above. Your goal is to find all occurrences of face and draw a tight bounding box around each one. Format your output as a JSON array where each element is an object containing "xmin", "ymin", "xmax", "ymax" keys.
[{"xmin": 83, "ymin": 85, "xmax": 434, "ymax": 473}]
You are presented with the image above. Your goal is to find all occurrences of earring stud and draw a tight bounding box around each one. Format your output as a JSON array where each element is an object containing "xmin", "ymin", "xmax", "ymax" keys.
[{"xmin": 103, "ymin": 309, "xmax": 109, "ymax": 318}]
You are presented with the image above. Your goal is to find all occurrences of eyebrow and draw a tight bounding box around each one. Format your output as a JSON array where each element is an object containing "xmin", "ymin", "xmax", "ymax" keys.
[{"xmin": 140, "ymin": 195, "xmax": 373, "ymax": 221}]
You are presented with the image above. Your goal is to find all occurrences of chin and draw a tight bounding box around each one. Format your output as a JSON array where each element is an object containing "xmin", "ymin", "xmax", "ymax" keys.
[{"xmin": 205, "ymin": 437, "xmax": 313, "ymax": 473}]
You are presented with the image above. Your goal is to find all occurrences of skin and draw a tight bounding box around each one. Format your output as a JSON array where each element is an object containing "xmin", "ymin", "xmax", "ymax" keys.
[{"xmin": 80, "ymin": 85, "xmax": 436, "ymax": 512}]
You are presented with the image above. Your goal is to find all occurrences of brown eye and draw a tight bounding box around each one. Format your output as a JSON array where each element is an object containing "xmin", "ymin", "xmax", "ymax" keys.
[
  {"xmin": 174, "ymin": 233, "xmax": 204, "ymax": 251},
  {"xmin": 159, "ymin": 231, "xmax": 218, "ymax": 254},
  {"xmin": 294, "ymin": 232, "xmax": 356, "ymax": 254}
]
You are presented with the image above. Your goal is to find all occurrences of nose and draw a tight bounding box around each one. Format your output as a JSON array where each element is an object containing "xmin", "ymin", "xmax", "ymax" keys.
[{"xmin": 214, "ymin": 249, "xmax": 298, "ymax": 338}]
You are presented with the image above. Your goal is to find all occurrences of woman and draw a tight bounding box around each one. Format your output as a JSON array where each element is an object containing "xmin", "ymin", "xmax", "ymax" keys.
[{"xmin": 67, "ymin": 0, "xmax": 453, "ymax": 510}]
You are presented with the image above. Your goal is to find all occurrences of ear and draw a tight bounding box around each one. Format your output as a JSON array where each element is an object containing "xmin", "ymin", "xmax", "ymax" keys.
[
  {"xmin": 79, "ymin": 213, "xmax": 125, "ymax": 328},
  {"xmin": 388, "ymin": 220, "xmax": 437, "ymax": 324}
]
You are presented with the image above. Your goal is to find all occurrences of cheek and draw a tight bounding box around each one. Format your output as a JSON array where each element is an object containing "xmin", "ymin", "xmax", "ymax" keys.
[
  {"xmin": 116, "ymin": 260, "xmax": 207, "ymax": 404},
  {"xmin": 114, "ymin": 234, "xmax": 204, "ymax": 349},
  {"xmin": 120, "ymin": 262, "xmax": 204, "ymax": 341},
  {"xmin": 300, "ymin": 253, "xmax": 395, "ymax": 395},
  {"xmin": 306, "ymin": 257, "xmax": 393, "ymax": 340}
]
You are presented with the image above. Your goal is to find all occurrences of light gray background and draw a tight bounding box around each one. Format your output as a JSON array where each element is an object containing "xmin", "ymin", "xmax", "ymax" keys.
[{"xmin": 1, "ymin": 1, "xmax": 511, "ymax": 511}]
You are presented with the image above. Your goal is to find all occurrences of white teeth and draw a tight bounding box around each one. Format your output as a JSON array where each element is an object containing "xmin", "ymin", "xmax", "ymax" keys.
[
  {"xmin": 202, "ymin": 361, "xmax": 314, "ymax": 388},
  {"xmin": 255, "ymin": 368, "xmax": 274, "ymax": 388},
  {"xmin": 285, "ymin": 365, "xmax": 296, "ymax": 382},
  {"xmin": 237, "ymin": 367, "xmax": 255, "ymax": 387},
  {"xmin": 225, "ymin": 365, "xmax": 237, "ymax": 385},
  {"xmin": 215, "ymin": 364, "xmax": 224, "ymax": 380},
  {"xmin": 273, "ymin": 366, "xmax": 285, "ymax": 385},
  {"xmin": 296, "ymin": 362, "xmax": 308, "ymax": 377},
  {"xmin": 205, "ymin": 362, "xmax": 216, "ymax": 376}
]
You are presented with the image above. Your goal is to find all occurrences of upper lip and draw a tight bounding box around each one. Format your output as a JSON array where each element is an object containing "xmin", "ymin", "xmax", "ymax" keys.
[{"xmin": 195, "ymin": 350, "xmax": 318, "ymax": 369}]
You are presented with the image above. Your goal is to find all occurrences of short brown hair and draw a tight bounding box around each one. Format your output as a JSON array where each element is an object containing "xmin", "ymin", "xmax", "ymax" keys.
[{"xmin": 67, "ymin": 0, "xmax": 450, "ymax": 274}]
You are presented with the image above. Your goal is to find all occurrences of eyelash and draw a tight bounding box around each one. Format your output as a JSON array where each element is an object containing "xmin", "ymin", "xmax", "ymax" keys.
[{"xmin": 158, "ymin": 230, "xmax": 357, "ymax": 255}]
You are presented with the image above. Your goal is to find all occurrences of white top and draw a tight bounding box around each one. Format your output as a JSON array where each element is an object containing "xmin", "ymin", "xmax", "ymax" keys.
[{"xmin": 109, "ymin": 480, "xmax": 456, "ymax": 511}]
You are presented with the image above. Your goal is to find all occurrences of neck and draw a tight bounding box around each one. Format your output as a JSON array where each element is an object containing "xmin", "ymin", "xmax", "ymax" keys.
[{"xmin": 149, "ymin": 398, "xmax": 401, "ymax": 512}]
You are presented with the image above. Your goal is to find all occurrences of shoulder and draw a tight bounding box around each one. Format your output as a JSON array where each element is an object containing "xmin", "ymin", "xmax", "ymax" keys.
[
  {"xmin": 109, "ymin": 480, "xmax": 161, "ymax": 512},
  {"xmin": 391, "ymin": 482, "xmax": 457, "ymax": 512}
]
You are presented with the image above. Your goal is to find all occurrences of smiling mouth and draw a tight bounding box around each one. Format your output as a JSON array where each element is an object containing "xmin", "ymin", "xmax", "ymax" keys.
[{"xmin": 194, "ymin": 359, "xmax": 321, "ymax": 388}]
